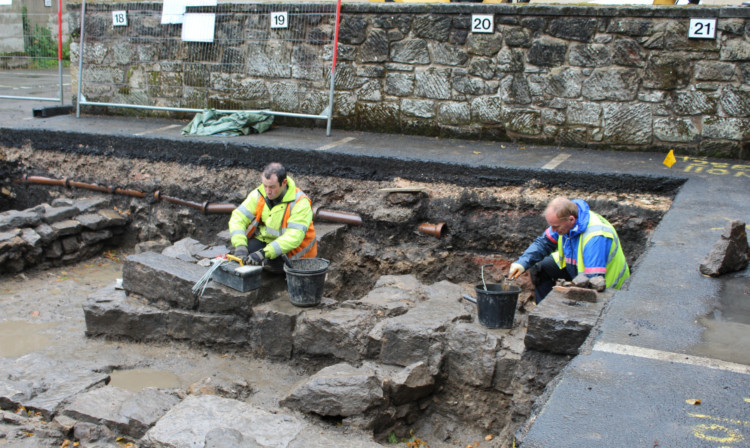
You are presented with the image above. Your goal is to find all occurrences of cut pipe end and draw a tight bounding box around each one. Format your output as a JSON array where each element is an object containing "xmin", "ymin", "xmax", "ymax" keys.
[{"xmin": 418, "ymin": 222, "xmax": 447, "ymax": 238}]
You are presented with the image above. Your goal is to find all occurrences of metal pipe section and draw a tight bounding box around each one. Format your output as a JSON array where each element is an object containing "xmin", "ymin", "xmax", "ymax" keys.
[
  {"xmin": 313, "ymin": 207, "xmax": 363, "ymax": 226},
  {"xmin": 15, "ymin": 175, "xmax": 362, "ymax": 223},
  {"xmin": 418, "ymin": 222, "xmax": 447, "ymax": 238}
]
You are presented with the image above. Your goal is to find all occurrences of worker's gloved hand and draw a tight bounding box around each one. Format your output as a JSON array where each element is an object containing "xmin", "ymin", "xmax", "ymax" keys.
[
  {"xmin": 233, "ymin": 245, "xmax": 249, "ymax": 258},
  {"xmin": 246, "ymin": 249, "xmax": 265, "ymax": 266},
  {"xmin": 508, "ymin": 262, "xmax": 525, "ymax": 279}
]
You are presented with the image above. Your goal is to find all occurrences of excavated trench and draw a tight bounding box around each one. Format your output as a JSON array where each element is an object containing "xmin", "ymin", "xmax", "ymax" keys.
[{"xmin": 0, "ymin": 143, "xmax": 677, "ymax": 446}]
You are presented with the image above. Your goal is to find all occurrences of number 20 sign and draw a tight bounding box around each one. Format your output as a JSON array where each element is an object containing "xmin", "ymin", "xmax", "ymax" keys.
[
  {"xmin": 688, "ymin": 18, "xmax": 716, "ymax": 39},
  {"xmin": 471, "ymin": 15, "xmax": 494, "ymax": 34}
]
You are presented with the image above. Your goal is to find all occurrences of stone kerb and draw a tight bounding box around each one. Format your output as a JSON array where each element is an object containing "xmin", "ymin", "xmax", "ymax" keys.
[{"xmin": 0, "ymin": 197, "xmax": 129, "ymax": 274}]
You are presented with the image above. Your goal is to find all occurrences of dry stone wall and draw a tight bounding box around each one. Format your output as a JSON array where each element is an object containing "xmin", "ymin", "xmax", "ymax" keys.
[
  {"xmin": 68, "ymin": 3, "xmax": 750, "ymax": 157},
  {"xmin": 0, "ymin": 197, "xmax": 129, "ymax": 273}
]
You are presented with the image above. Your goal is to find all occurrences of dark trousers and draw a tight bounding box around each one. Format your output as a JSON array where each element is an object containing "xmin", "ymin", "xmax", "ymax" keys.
[
  {"xmin": 529, "ymin": 256, "xmax": 578, "ymax": 304},
  {"xmin": 247, "ymin": 238, "xmax": 285, "ymax": 273}
]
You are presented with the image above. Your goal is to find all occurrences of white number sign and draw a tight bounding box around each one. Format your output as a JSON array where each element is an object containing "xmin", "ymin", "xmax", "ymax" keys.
[
  {"xmin": 688, "ymin": 18, "xmax": 716, "ymax": 39},
  {"xmin": 271, "ymin": 11, "xmax": 288, "ymax": 29},
  {"xmin": 471, "ymin": 14, "xmax": 494, "ymax": 34},
  {"xmin": 112, "ymin": 10, "xmax": 128, "ymax": 27}
]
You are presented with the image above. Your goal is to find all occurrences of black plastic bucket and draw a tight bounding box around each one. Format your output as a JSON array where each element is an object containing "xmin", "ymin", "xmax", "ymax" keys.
[
  {"xmin": 284, "ymin": 258, "xmax": 330, "ymax": 307},
  {"xmin": 474, "ymin": 283, "xmax": 520, "ymax": 329}
]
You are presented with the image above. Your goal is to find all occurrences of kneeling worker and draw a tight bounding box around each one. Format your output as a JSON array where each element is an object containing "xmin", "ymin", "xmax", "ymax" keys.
[
  {"xmin": 508, "ymin": 197, "xmax": 629, "ymax": 303},
  {"xmin": 228, "ymin": 162, "xmax": 317, "ymax": 271}
]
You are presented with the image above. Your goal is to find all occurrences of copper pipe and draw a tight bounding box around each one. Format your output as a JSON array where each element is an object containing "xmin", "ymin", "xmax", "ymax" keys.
[
  {"xmin": 15, "ymin": 174, "xmax": 67, "ymax": 187},
  {"xmin": 204, "ymin": 203, "xmax": 237, "ymax": 214},
  {"xmin": 113, "ymin": 187, "xmax": 146, "ymax": 198},
  {"xmin": 68, "ymin": 180, "xmax": 113, "ymax": 194},
  {"xmin": 418, "ymin": 222, "xmax": 447, "ymax": 238},
  {"xmin": 154, "ymin": 190, "xmax": 204, "ymax": 211},
  {"xmin": 313, "ymin": 206, "xmax": 363, "ymax": 226}
]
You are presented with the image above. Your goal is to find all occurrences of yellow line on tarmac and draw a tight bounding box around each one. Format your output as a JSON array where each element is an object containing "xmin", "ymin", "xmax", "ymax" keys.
[
  {"xmin": 316, "ymin": 136, "xmax": 356, "ymax": 151},
  {"xmin": 541, "ymin": 153, "xmax": 571, "ymax": 170},
  {"xmin": 134, "ymin": 124, "xmax": 182, "ymax": 136}
]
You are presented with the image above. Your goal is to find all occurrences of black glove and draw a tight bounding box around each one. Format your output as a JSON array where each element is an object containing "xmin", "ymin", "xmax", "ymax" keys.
[
  {"xmin": 246, "ymin": 249, "xmax": 265, "ymax": 265},
  {"xmin": 234, "ymin": 245, "xmax": 249, "ymax": 258}
]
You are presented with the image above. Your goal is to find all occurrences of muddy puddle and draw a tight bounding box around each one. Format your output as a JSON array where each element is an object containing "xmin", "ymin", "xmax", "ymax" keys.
[
  {"xmin": 0, "ymin": 321, "xmax": 58, "ymax": 357},
  {"xmin": 696, "ymin": 270, "xmax": 750, "ymax": 365},
  {"xmin": 108, "ymin": 368, "xmax": 183, "ymax": 392}
]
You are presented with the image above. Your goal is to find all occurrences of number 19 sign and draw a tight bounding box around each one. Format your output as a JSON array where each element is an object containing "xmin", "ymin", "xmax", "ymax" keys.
[
  {"xmin": 471, "ymin": 15, "xmax": 494, "ymax": 34},
  {"xmin": 688, "ymin": 18, "xmax": 716, "ymax": 39},
  {"xmin": 271, "ymin": 11, "xmax": 288, "ymax": 29}
]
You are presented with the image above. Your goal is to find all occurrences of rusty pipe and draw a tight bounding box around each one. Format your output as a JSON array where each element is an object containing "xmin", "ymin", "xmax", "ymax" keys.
[
  {"xmin": 204, "ymin": 203, "xmax": 237, "ymax": 214},
  {"xmin": 15, "ymin": 174, "xmax": 67, "ymax": 187},
  {"xmin": 154, "ymin": 191, "xmax": 236, "ymax": 215},
  {"xmin": 313, "ymin": 206, "xmax": 363, "ymax": 226},
  {"xmin": 418, "ymin": 222, "xmax": 447, "ymax": 238},
  {"xmin": 17, "ymin": 175, "xmax": 146, "ymax": 198}
]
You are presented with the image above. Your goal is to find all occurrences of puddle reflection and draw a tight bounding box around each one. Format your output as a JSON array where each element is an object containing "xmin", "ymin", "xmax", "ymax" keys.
[
  {"xmin": 0, "ymin": 321, "xmax": 57, "ymax": 357},
  {"xmin": 109, "ymin": 368, "xmax": 181, "ymax": 391}
]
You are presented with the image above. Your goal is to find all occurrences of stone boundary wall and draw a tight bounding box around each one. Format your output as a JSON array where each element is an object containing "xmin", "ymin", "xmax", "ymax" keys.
[
  {"xmin": 0, "ymin": 196, "xmax": 129, "ymax": 273},
  {"xmin": 68, "ymin": 3, "xmax": 750, "ymax": 158}
]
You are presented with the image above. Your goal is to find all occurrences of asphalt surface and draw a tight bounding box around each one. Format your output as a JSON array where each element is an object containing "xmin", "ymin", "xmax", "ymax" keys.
[{"xmin": 2, "ymin": 86, "xmax": 750, "ymax": 447}]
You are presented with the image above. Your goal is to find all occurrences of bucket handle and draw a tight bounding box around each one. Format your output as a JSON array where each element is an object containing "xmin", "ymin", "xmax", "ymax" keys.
[{"xmin": 480, "ymin": 264, "xmax": 493, "ymax": 291}]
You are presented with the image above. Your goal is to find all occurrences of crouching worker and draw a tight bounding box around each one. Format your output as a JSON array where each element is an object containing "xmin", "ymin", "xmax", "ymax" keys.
[
  {"xmin": 508, "ymin": 197, "xmax": 629, "ymax": 304},
  {"xmin": 228, "ymin": 162, "xmax": 316, "ymax": 273}
]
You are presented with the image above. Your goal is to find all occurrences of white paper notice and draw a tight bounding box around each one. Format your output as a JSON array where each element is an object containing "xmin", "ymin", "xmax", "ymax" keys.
[
  {"xmin": 0, "ymin": 0, "xmax": 13, "ymax": 6},
  {"xmin": 161, "ymin": 0, "xmax": 186, "ymax": 24},
  {"xmin": 181, "ymin": 13, "xmax": 215, "ymax": 43}
]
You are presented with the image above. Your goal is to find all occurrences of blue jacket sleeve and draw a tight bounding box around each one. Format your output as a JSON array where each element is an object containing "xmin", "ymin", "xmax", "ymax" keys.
[
  {"xmin": 581, "ymin": 235, "xmax": 612, "ymax": 277},
  {"xmin": 516, "ymin": 227, "xmax": 558, "ymax": 269}
]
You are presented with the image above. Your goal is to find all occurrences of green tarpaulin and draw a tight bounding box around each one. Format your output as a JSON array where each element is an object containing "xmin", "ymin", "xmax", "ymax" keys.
[{"xmin": 181, "ymin": 109, "xmax": 274, "ymax": 136}]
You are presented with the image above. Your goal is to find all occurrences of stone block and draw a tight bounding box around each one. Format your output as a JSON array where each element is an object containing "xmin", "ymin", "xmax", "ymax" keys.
[
  {"xmin": 122, "ymin": 251, "xmax": 258, "ymax": 313},
  {"xmin": 63, "ymin": 386, "xmax": 180, "ymax": 438},
  {"xmin": 21, "ymin": 228, "xmax": 42, "ymax": 247},
  {"xmin": 61, "ymin": 236, "xmax": 82, "ymax": 254},
  {"xmin": 446, "ymin": 323, "xmax": 501, "ymax": 388},
  {"xmin": 34, "ymin": 223, "xmax": 56, "ymax": 244},
  {"xmin": 699, "ymin": 220, "xmax": 750, "ymax": 276},
  {"xmin": 0, "ymin": 210, "xmax": 41, "ymax": 232},
  {"xmin": 51, "ymin": 219, "xmax": 82, "ymax": 237},
  {"xmin": 97, "ymin": 209, "xmax": 127, "ymax": 227},
  {"xmin": 167, "ymin": 309, "xmax": 252, "ymax": 347},
  {"xmin": 45, "ymin": 240, "xmax": 63, "ymax": 259},
  {"xmin": 81, "ymin": 230, "xmax": 113, "ymax": 246},
  {"xmin": 280, "ymin": 363, "xmax": 384, "ymax": 417},
  {"xmin": 386, "ymin": 361, "xmax": 435, "ymax": 406},
  {"xmin": 162, "ymin": 237, "xmax": 208, "ymax": 262},
  {"xmin": 552, "ymin": 285, "xmax": 598, "ymax": 303},
  {"xmin": 293, "ymin": 308, "xmax": 376, "ymax": 362},
  {"xmin": 144, "ymin": 395, "xmax": 307, "ymax": 448},
  {"xmin": 344, "ymin": 286, "xmax": 417, "ymax": 317},
  {"xmin": 83, "ymin": 287, "xmax": 169, "ymax": 340},
  {"xmin": 42, "ymin": 205, "xmax": 79, "ymax": 224},
  {"xmin": 379, "ymin": 283, "xmax": 470, "ymax": 371},
  {"xmin": 249, "ymin": 298, "xmax": 300, "ymax": 359},
  {"xmin": 524, "ymin": 290, "xmax": 606, "ymax": 355},
  {"xmin": 391, "ymin": 39, "xmax": 430, "ymax": 64},
  {"xmin": 77, "ymin": 213, "xmax": 109, "ymax": 230}
]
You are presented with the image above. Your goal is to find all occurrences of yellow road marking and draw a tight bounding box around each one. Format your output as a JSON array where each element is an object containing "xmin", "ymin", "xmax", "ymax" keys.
[{"xmin": 315, "ymin": 136, "xmax": 355, "ymax": 151}]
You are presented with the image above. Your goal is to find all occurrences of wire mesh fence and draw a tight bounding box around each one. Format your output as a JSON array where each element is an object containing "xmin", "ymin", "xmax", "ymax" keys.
[
  {"xmin": 0, "ymin": 0, "xmax": 65, "ymax": 102},
  {"xmin": 75, "ymin": 1, "xmax": 340, "ymax": 132}
]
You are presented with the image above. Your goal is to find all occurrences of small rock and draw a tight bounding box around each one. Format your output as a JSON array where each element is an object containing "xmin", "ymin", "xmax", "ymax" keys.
[
  {"xmin": 590, "ymin": 276, "xmax": 606, "ymax": 292},
  {"xmin": 572, "ymin": 273, "xmax": 590, "ymax": 288},
  {"xmin": 699, "ymin": 220, "xmax": 750, "ymax": 277}
]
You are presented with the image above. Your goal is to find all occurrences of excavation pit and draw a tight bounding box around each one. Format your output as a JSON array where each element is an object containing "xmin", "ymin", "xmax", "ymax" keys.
[{"xmin": 0, "ymin": 147, "xmax": 677, "ymax": 447}]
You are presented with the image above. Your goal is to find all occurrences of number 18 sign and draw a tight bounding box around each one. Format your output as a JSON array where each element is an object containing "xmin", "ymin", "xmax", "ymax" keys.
[{"xmin": 688, "ymin": 18, "xmax": 716, "ymax": 39}]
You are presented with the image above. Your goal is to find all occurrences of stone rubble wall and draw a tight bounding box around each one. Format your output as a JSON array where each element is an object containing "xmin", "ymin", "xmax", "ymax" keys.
[
  {"xmin": 0, "ymin": 197, "xmax": 129, "ymax": 274},
  {"xmin": 68, "ymin": 3, "xmax": 750, "ymax": 157}
]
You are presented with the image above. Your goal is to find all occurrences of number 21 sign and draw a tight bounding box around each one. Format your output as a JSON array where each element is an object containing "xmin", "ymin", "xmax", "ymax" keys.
[{"xmin": 688, "ymin": 18, "xmax": 716, "ymax": 39}]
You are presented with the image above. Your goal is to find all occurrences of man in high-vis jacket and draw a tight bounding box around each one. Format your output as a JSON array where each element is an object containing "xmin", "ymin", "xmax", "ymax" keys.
[
  {"xmin": 228, "ymin": 162, "xmax": 316, "ymax": 272},
  {"xmin": 508, "ymin": 197, "xmax": 629, "ymax": 303}
]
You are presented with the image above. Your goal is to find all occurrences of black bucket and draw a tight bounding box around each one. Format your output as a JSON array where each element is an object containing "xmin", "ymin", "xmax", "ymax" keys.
[
  {"xmin": 284, "ymin": 258, "xmax": 330, "ymax": 307},
  {"xmin": 474, "ymin": 283, "xmax": 520, "ymax": 329}
]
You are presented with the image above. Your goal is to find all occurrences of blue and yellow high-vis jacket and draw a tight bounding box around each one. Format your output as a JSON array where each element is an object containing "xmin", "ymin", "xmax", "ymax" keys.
[{"xmin": 516, "ymin": 199, "xmax": 630, "ymax": 289}]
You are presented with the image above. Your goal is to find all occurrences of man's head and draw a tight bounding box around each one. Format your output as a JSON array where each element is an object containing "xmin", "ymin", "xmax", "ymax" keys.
[
  {"xmin": 262, "ymin": 162, "xmax": 287, "ymax": 200},
  {"xmin": 544, "ymin": 197, "xmax": 578, "ymax": 235}
]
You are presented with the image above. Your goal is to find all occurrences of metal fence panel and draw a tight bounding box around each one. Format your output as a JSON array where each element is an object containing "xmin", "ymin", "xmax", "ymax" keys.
[
  {"xmin": 0, "ymin": 0, "xmax": 65, "ymax": 103},
  {"xmin": 75, "ymin": 1, "xmax": 340, "ymax": 132}
]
